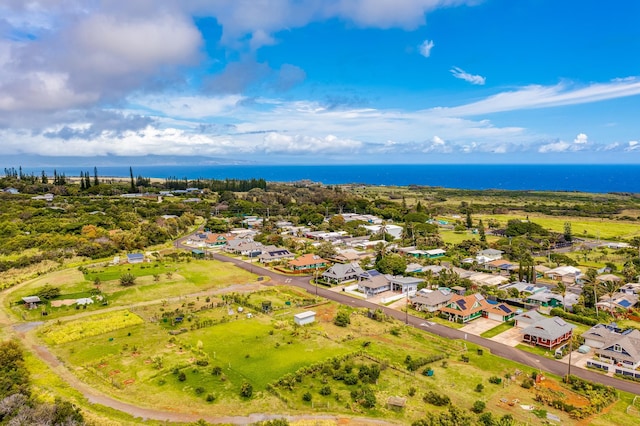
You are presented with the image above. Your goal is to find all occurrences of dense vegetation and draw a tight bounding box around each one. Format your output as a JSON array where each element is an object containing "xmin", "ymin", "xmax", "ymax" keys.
[{"xmin": 0, "ymin": 340, "xmax": 84, "ymax": 425}]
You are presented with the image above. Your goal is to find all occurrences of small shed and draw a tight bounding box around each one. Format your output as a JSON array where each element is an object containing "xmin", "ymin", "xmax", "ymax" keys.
[
  {"xmin": 386, "ymin": 396, "xmax": 406, "ymax": 410},
  {"xmin": 294, "ymin": 311, "xmax": 316, "ymax": 326},
  {"xmin": 126, "ymin": 253, "xmax": 144, "ymax": 264},
  {"xmin": 191, "ymin": 249, "xmax": 205, "ymax": 259},
  {"xmin": 22, "ymin": 296, "xmax": 41, "ymax": 309}
]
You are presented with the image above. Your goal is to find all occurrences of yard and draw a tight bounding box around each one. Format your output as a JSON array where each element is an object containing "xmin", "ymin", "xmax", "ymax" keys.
[{"xmin": 31, "ymin": 285, "xmax": 635, "ymax": 424}]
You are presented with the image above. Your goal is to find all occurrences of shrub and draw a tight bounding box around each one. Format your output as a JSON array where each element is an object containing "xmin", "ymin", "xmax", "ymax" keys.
[
  {"xmin": 521, "ymin": 378, "xmax": 534, "ymax": 389},
  {"xmin": 319, "ymin": 386, "xmax": 332, "ymax": 396},
  {"xmin": 489, "ymin": 376, "xmax": 502, "ymax": 385},
  {"xmin": 423, "ymin": 391, "xmax": 450, "ymax": 406},
  {"xmin": 302, "ymin": 392, "xmax": 312, "ymax": 402},
  {"xmin": 344, "ymin": 374, "xmax": 358, "ymax": 385},
  {"xmin": 240, "ymin": 382, "xmax": 253, "ymax": 398},
  {"xmin": 408, "ymin": 387, "xmax": 416, "ymax": 397},
  {"xmin": 211, "ymin": 366, "xmax": 222, "ymax": 376},
  {"xmin": 472, "ymin": 400, "xmax": 486, "ymax": 413},
  {"xmin": 475, "ymin": 383, "xmax": 484, "ymax": 393},
  {"xmin": 196, "ymin": 359, "xmax": 209, "ymax": 367},
  {"xmin": 195, "ymin": 387, "xmax": 205, "ymax": 395},
  {"xmin": 120, "ymin": 273, "xmax": 136, "ymax": 287},
  {"xmin": 206, "ymin": 394, "xmax": 216, "ymax": 402},
  {"xmin": 334, "ymin": 311, "xmax": 351, "ymax": 327},
  {"xmin": 178, "ymin": 372, "xmax": 186, "ymax": 382}
]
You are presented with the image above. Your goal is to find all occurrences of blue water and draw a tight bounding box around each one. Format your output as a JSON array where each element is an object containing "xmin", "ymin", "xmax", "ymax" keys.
[{"xmin": 20, "ymin": 164, "xmax": 640, "ymax": 193}]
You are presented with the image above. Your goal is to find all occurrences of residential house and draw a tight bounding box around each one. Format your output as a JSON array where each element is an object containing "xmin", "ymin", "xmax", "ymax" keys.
[
  {"xmin": 206, "ymin": 233, "xmax": 235, "ymax": 247},
  {"xmin": 3, "ymin": 187, "xmax": 19, "ymax": 194},
  {"xmin": 475, "ymin": 248, "xmax": 504, "ymax": 264},
  {"xmin": 513, "ymin": 310, "xmax": 546, "ymax": 329},
  {"xmin": 403, "ymin": 248, "xmax": 446, "ymax": 259},
  {"xmin": 596, "ymin": 293, "xmax": 638, "ymax": 312},
  {"xmin": 450, "ymin": 285, "xmax": 466, "ymax": 296},
  {"xmin": 483, "ymin": 259, "xmax": 515, "ymax": 274},
  {"xmin": 582, "ymin": 323, "xmax": 622, "ymax": 349},
  {"xmin": 225, "ymin": 240, "xmax": 263, "ymax": 257},
  {"xmin": 520, "ymin": 317, "xmax": 575, "ymax": 349},
  {"xmin": 544, "ymin": 266, "xmax": 582, "ymax": 284},
  {"xmin": 534, "ymin": 265, "xmax": 551, "ymax": 278},
  {"xmin": 500, "ymin": 282, "xmax": 547, "ymax": 297},
  {"xmin": 440, "ymin": 294, "xmax": 488, "ymax": 323},
  {"xmin": 596, "ymin": 274, "xmax": 623, "ymax": 284},
  {"xmin": 410, "ymin": 289, "xmax": 452, "ymax": 312},
  {"xmin": 587, "ymin": 328, "xmax": 640, "ymax": 379},
  {"xmin": 357, "ymin": 270, "xmax": 391, "ymax": 298},
  {"xmin": 288, "ymin": 254, "xmax": 328, "ymax": 271},
  {"xmin": 619, "ymin": 283, "xmax": 640, "ymax": 295},
  {"xmin": 405, "ymin": 263, "xmax": 424, "ymax": 274},
  {"xmin": 258, "ymin": 246, "xmax": 295, "ymax": 263},
  {"xmin": 362, "ymin": 224, "xmax": 403, "ymax": 240},
  {"xmin": 388, "ymin": 276, "xmax": 423, "ymax": 295},
  {"xmin": 483, "ymin": 302, "xmax": 517, "ymax": 322},
  {"xmin": 322, "ymin": 263, "xmax": 365, "ymax": 284}
]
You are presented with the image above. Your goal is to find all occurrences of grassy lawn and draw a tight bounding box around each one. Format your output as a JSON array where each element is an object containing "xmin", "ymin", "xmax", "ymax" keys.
[
  {"xmin": 516, "ymin": 343, "xmax": 556, "ymax": 358},
  {"xmin": 427, "ymin": 315, "xmax": 466, "ymax": 329},
  {"xmin": 480, "ymin": 320, "xmax": 514, "ymax": 338}
]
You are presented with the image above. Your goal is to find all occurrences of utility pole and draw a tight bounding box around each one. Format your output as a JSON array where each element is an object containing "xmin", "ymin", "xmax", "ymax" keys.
[{"xmin": 405, "ymin": 289, "xmax": 409, "ymax": 324}]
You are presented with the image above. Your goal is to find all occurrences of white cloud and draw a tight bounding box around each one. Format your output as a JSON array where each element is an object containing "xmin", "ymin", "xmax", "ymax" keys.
[
  {"xmin": 450, "ymin": 67, "xmax": 486, "ymax": 85},
  {"xmin": 573, "ymin": 133, "xmax": 588, "ymax": 144},
  {"xmin": 538, "ymin": 141, "xmax": 570, "ymax": 153},
  {"xmin": 626, "ymin": 141, "xmax": 640, "ymax": 151},
  {"xmin": 442, "ymin": 78, "xmax": 640, "ymax": 116},
  {"xmin": 419, "ymin": 39, "xmax": 435, "ymax": 57}
]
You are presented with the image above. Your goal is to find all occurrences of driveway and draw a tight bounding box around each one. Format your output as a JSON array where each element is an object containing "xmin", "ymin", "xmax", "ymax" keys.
[
  {"xmin": 460, "ymin": 317, "xmax": 501, "ymax": 336},
  {"xmin": 491, "ymin": 326, "xmax": 524, "ymax": 347}
]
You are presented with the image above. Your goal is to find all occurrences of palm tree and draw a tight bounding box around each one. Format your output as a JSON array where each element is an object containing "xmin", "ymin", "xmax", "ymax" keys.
[
  {"xmin": 600, "ymin": 279, "xmax": 622, "ymax": 314},
  {"xmin": 553, "ymin": 282, "xmax": 568, "ymax": 311}
]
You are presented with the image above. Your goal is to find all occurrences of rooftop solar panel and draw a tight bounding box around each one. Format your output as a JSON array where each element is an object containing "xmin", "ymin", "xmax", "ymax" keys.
[
  {"xmin": 554, "ymin": 317, "xmax": 567, "ymax": 326},
  {"xmin": 499, "ymin": 305, "xmax": 511, "ymax": 313},
  {"xmin": 458, "ymin": 300, "xmax": 467, "ymax": 309}
]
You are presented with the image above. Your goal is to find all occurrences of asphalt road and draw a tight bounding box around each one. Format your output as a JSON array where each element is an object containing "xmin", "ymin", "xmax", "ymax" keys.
[{"xmin": 210, "ymin": 252, "xmax": 640, "ymax": 396}]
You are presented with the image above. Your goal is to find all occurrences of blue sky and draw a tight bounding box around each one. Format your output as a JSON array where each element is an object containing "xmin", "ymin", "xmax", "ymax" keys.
[{"xmin": 2, "ymin": 0, "xmax": 640, "ymax": 165}]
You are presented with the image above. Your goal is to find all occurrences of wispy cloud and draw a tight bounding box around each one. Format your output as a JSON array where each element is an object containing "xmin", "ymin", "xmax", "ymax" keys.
[
  {"xmin": 442, "ymin": 77, "xmax": 640, "ymax": 116},
  {"xmin": 450, "ymin": 67, "xmax": 486, "ymax": 85},
  {"xmin": 419, "ymin": 39, "xmax": 435, "ymax": 57}
]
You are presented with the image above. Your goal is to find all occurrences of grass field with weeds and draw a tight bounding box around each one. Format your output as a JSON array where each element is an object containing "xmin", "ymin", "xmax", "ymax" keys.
[{"xmin": 32, "ymin": 285, "xmax": 636, "ymax": 424}]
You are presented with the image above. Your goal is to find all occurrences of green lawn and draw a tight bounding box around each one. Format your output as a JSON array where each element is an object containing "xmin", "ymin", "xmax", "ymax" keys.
[{"xmin": 480, "ymin": 320, "xmax": 515, "ymax": 338}]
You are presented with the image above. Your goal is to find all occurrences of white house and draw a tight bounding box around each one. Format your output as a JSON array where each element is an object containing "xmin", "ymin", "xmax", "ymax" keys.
[{"xmin": 362, "ymin": 224, "xmax": 403, "ymax": 240}]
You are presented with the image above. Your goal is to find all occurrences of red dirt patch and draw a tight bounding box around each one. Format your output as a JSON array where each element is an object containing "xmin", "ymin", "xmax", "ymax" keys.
[
  {"xmin": 538, "ymin": 379, "xmax": 589, "ymax": 408},
  {"xmin": 123, "ymin": 379, "xmax": 135, "ymax": 385},
  {"xmin": 143, "ymin": 359, "xmax": 152, "ymax": 364},
  {"xmin": 108, "ymin": 370, "xmax": 120, "ymax": 376},
  {"xmin": 165, "ymin": 343, "xmax": 176, "ymax": 348},
  {"xmin": 131, "ymin": 352, "xmax": 141, "ymax": 358},
  {"xmin": 97, "ymin": 363, "xmax": 108, "ymax": 368},
  {"xmin": 315, "ymin": 304, "xmax": 337, "ymax": 322}
]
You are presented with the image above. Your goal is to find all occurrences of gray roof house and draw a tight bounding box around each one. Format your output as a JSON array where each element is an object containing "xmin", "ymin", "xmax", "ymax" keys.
[
  {"xmin": 322, "ymin": 263, "xmax": 365, "ymax": 284},
  {"xmin": 521, "ymin": 317, "xmax": 575, "ymax": 349},
  {"xmin": 258, "ymin": 246, "xmax": 295, "ymax": 263},
  {"xmin": 587, "ymin": 328, "xmax": 640, "ymax": 377},
  {"xmin": 513, "ymin": 310, "xmax": 546, "ymax": 328},
  {"xmin": 410, "ymin": 289, "xmax": 453, "ymax": 312},
  {"xmin": 357, "ymin": 271, "xmax": 391, "ymax": 298}
]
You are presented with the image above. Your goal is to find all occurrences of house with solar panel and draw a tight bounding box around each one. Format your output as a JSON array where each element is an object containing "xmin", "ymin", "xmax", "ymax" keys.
[
  {"xmin": 439, "ymin": 294, "xmax": 487, "ymax": 323},
  {"xmin": 357, "ymin": 270, "xmax": 391, "ymax": 297},
  {"xmin": 520, "ymin": 317, "xmax": 575, "ymax": 349},
  {"xmin": 586, "ymin": 330, "xmax": 640, "ymax": 379}
]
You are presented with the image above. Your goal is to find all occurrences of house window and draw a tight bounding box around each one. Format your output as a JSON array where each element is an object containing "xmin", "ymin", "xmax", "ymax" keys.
[{"xmin": 613, "ymin": 344, "xmax": 622, "ymax": 352}]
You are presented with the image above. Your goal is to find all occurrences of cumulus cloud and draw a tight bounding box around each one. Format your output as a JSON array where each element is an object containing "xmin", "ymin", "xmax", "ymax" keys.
[
  {"xmin": 573, "ymin": 133, "xmax": 588, "ymax": 144},
  {"xmin": 626, "ymin": 141, "xmax": 640, "ymax": 151},
  {"xmin": 450, "ymin": 67, "xmax": 486, "ymax": 85},
  {"xmin": 419, "ymin": 39, "xmax": 435, "ymax": 57},
  {"xmin": 538, "ymin": 140, "xmax": 571, "ymax": 153}
]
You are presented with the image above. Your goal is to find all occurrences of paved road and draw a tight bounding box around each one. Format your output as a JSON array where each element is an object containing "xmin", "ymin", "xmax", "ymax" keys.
[{"xmin": 211, "ymin": 252, "xmax": 640, "ymax": 396}]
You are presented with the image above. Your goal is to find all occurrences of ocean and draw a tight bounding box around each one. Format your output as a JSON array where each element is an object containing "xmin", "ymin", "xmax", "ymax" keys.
[{"xmin": 19, "ymin": 164, "xmax": 640, "ymax": 193}]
